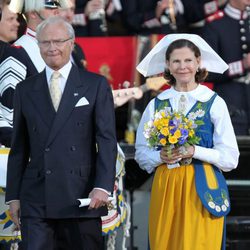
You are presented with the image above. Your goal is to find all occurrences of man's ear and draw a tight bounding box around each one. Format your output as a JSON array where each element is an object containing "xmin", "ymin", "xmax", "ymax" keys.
[{"xmin": 29, "ymin": 10, "xmax": 38, "ymax": 19}]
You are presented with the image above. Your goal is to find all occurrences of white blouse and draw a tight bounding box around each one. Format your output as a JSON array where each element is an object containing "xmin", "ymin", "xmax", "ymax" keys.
[{"xmin": 135, "ymin": 84, "xmax": 240, "ymax": 173}]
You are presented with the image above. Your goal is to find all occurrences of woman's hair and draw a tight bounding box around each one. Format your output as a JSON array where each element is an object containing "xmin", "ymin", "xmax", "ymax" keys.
[{"xmin": 163, "ymin": 39, "xmax": 208, "ymax": 85}]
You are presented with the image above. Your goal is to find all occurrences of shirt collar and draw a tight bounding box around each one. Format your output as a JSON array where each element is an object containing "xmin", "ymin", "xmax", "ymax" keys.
[
  {"xmin": 157, "ymin": 84, "xmax": 215, "ymax": 102},
  {"xmin": 45, "ymin": 61, "xmax": 72, "ymax": 82},
  {"xmin": 25, "ymin": 28, "xmax": 37, "ymax": 39},
  {"xmin": 225, "ymin": 3, "xmax": 247, "ymax": 20}
]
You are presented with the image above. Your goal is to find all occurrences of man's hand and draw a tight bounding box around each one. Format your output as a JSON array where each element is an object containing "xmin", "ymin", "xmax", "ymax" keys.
[
  {"xmin": 88, "ymin": 189, "xmax": 109, "ymax": 209},
  {"xmin": 155, "ymin": 0, "xmax": 169, "ymax": 19},
  {"xmin": 84, "ymin": 0, "xmax": 104, "ymax": 17},
  {"xmin": 9, "ymin": 200, "xmax": 21, "ymax": 230}
]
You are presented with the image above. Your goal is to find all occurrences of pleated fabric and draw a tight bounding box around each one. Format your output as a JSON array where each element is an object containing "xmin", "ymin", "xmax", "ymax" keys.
[{"xmin": 149, "ymin": 164, "xmax": 224, "ymax": 250}]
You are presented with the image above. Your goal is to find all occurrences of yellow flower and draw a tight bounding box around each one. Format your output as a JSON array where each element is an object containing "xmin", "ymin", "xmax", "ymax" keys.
[
  {"xmin": 174, "ymin": 129, "xmax": 181, "ymax": 138},
  {"xmin": 160, "ymin": 138, "xmax": 167, "ymax": 146},
  {"xmin": 154, "ymin": 119, "xmax": 159, "ymax": 127},
  {"xmin": 189, "ymin": 129, "xmax": 195, "ymax": 137},
  {"xmin": 175, "ymin": 113, "xmax": 181, "ymax": 119},
  {"xmin": 161, "ymin": 118, "xmax": 169, "ymax": 126},
  {"xmin": 187, "ymin": 121, "xmax": 193, "ymax": 127},
  {"xmin": 160, "ymin": 127, "xmax": 169, "ymax": 136},
  {"xmin": 168, "ymin": 135, "xmax": 178, "ymax": 144}
]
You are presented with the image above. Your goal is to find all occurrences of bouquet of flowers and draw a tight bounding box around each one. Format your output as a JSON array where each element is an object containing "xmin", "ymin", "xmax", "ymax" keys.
[{"xmin": 143, "ymin": 107, "xmax": 204, "ymax": 165}]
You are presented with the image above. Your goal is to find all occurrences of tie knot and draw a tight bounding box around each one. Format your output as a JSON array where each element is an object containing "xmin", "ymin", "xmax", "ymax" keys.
[{"xmin": 51, "ymin": 71, "xmax": 61, "ymax": 80}]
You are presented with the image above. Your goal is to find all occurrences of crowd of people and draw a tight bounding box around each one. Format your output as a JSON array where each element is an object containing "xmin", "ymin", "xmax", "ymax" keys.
[{"xmin": 0, "ymin": 0, "xmax": 247, "ymax": 249}]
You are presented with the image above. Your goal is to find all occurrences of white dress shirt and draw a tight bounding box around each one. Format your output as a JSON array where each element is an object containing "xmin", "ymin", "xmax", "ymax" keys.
[
  {"xmin": 135, "ymin": 84, "xmax": 240, "ymax": 173},
  {"xmin": 46, "ymin": 61, "xmax": 72, "ymax": 92}
]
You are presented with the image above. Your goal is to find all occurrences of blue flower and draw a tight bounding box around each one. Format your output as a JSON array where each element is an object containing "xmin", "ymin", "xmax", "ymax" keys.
[
  {"xmin": 181, "ymin": 128, "xmax": 188, "ymax": 137},
  {"xmin": 178, "ymin": 137, "xmax": 187, "ymax": 145}
]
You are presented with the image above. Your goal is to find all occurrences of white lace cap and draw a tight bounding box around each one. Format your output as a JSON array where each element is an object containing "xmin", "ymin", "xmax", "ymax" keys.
[{"xmin": 136, "ymin": 33, "xmax": 228, "ymax": 77}]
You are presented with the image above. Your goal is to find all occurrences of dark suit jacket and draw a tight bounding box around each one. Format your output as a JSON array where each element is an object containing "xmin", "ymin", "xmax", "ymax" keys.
[{"xmin": 5, "ymin": 65, "xmax": 117, "ymax": 219}]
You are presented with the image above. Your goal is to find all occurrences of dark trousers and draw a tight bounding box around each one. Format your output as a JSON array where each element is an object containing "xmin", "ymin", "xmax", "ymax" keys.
[{"xmin": 20, "ymin": 217, "xmax": 103, "ymax": 250}]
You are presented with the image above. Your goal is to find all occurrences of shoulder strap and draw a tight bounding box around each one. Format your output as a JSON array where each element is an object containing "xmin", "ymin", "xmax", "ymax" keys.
[
  {"xmin": 154, "ymin": 97, "xmax": 171, "ymax": 112},
  {"xmin": 205, "ymin": 93, "xmax": 217, "ymax": 111}
]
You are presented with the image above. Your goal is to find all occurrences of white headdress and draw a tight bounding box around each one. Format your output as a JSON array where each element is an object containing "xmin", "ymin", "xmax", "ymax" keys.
[{"xmin": 136, "ymin": 33, "xmax": 228, "ymax": 77}]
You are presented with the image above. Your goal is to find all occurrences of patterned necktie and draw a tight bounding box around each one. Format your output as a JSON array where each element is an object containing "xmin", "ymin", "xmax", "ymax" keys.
[
  {"xmin": 49, "ymin": 71, "xmax": 61, "ymax": 111},
  {"xmin": 178, "ymin": 94, "xmax": 187, "ymax": 113}
]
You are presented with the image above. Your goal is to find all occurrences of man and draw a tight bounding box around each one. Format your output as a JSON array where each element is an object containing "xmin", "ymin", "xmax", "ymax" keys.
[
  {"xmin": 0, "ymin": 0, "xmax": 19, "ymax": 43},
  {"xmin": 59, "ymin": 0, "xmax": 87, "ymax": 69},
  {"xmin": 5, "ymin": 16, "xmax": 117, "ymax": 250},
  {"xmin": 181, "ymin": 0, "xmax": 227, "ymax": 34},
  {"xmin": 0, "ymin": 2, "xmax": 20, "ymax": 250},
  {"xmin": 121, "ymin": 0, "xmax": 186, "ymax": 35},
  {"xmin": 202, "ymin": 0, "xmax": 250, "ymax": 135},
  {"xmin": 0, "ymin": 0, "xmax": 67, "ymax": 146},
  {"xmin": 72, "ymin": 0, "xmax": 108, "ymax": 36}
]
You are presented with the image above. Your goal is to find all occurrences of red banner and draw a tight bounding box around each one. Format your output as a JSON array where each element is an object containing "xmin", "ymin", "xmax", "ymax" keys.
[{"xmin": 76, "ymin": 37, "xmax": 138, "ymax": 90}]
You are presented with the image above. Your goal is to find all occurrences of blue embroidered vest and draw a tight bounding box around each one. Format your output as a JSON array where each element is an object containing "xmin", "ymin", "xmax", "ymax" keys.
[{"xmin": 155, "ymin": 94, "xmax": 230, "ymax": 218}]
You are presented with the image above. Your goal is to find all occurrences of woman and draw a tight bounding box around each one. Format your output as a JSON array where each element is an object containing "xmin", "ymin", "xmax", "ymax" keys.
[{"xmin": 135, "ymin": 34, "xmax": 239, "ymax": 250}]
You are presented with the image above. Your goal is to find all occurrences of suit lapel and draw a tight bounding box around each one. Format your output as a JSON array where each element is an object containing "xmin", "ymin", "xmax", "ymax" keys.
[
  {"xmin": 29, "ymin": 71, "xmax": 55, "ymax": 127},
  {"xmin": 46, "ymin": 66, "xmax": 89, "ymax": 145}
]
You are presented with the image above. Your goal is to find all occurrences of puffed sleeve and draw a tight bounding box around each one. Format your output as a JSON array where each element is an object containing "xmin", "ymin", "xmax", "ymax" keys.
[{"xmin": 135, "ymin": 98, "xmax": 163, "ymax": 173}]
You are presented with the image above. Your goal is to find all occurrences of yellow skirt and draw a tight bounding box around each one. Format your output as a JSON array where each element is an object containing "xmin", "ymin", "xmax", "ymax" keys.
[{"xmin": 149, "ymin": 164, "xmax": 224, "ymax": 250}]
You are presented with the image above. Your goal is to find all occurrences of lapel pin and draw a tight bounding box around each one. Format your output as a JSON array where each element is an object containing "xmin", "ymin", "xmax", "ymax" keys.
[{"xmin": 74, "ymin": 93, "xmax": 79, "ymax": 97}]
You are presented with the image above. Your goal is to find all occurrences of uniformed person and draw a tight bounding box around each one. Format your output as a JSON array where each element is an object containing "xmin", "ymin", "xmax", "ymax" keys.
[
  {"xmin": 72, "ymin": 0, "xmax": 108, "ymax": 37},
  {"xmin": 121, "ymin": 0, "xmax": 187, "ymax": 35},
  {"xmin": 202, "ymin": 0, "xmax": 250, "ymax": 135},
  {"xmin": 182, "ymin": 0, "xmax": 227, "ymax": 34},
  {"xmin": 0, "ymin": 0, "xmax": 68, "ymax": 146}
]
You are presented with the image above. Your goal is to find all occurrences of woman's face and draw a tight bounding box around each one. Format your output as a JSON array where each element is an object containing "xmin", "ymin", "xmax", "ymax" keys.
[{"xmin": 167, "ymin": 47, "xmax": 200, "ymax": 87}]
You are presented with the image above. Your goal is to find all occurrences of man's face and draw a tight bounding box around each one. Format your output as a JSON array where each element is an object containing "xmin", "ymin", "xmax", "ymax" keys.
[
  {"xmin": 230, "ymin": 0, "xmax": 250, "ymax": 10},
  {"xmin": 0, "ymin": 5, "xmax": 19, "ymax": 42},
  {"xmin": 59, "ymin": 0, "xmax": 75, "ymax": 23},
  {"xmin": 38, "ymin": 22, "xmax": 74, "ymax": 70}
]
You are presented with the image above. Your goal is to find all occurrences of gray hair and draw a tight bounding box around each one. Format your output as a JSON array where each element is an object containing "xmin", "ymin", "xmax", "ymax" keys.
[{"xmin": 36, "ymin": 16, "xmax": 75, "ymax": 41}]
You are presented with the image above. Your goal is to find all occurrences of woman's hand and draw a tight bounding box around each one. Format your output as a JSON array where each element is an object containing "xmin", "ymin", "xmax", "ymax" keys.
[
  {"xmin": 160, "ymin": 145, "xmax": 195, "ymax": 164},
  {"xmin": 181, "ymin": 144, "xmax": 195, "ymax": 159}
]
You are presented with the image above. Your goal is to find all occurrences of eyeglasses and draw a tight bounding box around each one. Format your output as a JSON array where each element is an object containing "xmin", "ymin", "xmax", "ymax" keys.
[{"xmin": 38, "ymin": 37, "xmax": 73, "ymax": 48}]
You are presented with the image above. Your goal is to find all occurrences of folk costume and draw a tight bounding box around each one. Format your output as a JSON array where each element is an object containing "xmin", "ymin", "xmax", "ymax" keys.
[{"xmin": 135, "ymin": 34, "xmax": 239, "ymax": 250}]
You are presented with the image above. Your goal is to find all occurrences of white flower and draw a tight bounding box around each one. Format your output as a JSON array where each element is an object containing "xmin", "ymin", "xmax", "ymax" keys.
[
  {"xmin": 224, "ymin": 199, "xmax": 229, "ymax": 207},
  {"xmin": 143, "ymin": 130, "xmax": 150, "ymax": 139},
  {"xmin": 208, "ymin": 201, "xmax": 215, "ymax": 209},
  {"xmin": 187, "ymin": 112, "xmax": 197, "ymax": 120},
  {"xmin": 195, "ymin": 109, "xmax": 205, "ymax": 118},
  {"xmin": 190, "ymin": 123, "xmax": 198, "ymax": 129},
  {"xmin": 155, "ymin": 111, "xmax": 163, "ymax": 119},
  {"xmin": 221, "ymin": 205, "xmax": 227, "ymax": 212},
  {"xmin": 164, "ymin": 107, "xmax": 172, "ymax": 115},
  {"xmin": 215, "ymin": 205, "xmax": 221, "ymax": 212}
]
